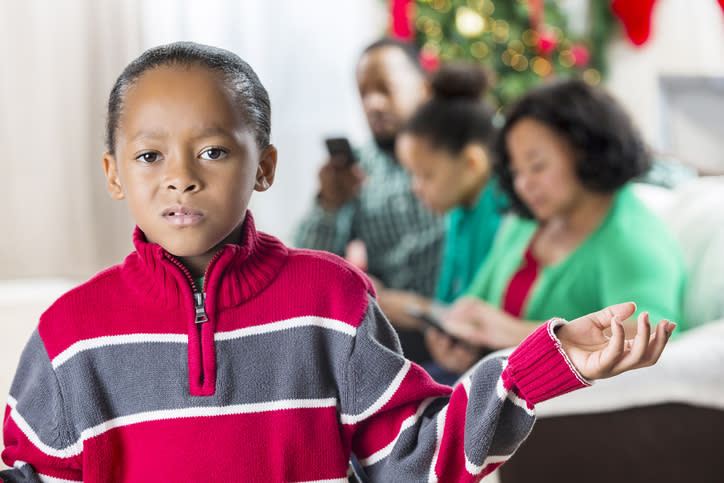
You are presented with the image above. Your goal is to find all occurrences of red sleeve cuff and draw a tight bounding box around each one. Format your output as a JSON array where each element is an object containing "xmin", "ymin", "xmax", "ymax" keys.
[{"xmin": 504, "ymin": 319, "xmax": 591, "ymax": 406}]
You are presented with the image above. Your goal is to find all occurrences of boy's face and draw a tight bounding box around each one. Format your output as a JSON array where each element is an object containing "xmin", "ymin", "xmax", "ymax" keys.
[
  {"xmin": 356, "ymin": 46, "xmax": 429, "ymax": 150},
  {"xmin": 103, "ymin": 65, "xmax": 276, "ymax": 275}
]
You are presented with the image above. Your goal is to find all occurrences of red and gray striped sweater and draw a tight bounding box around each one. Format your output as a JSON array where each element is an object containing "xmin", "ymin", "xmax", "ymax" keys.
[{"xmin": 1, "ymin": 213, "xmax": 588, "ymax": 482}]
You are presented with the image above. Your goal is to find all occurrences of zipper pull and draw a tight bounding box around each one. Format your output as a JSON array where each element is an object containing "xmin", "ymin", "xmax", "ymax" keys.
[{"xmin": 194, "ymin": 292, "xmax": 208, "ymax": 324}]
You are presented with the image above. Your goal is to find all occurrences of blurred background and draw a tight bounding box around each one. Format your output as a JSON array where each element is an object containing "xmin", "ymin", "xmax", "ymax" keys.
[
  {"xmin": 2, "ymin": 0, "xmax": 724, "ymax": 475},
  {"xmin": 1, "ymin": 0, "xmax": 723, "ymax": 283}
]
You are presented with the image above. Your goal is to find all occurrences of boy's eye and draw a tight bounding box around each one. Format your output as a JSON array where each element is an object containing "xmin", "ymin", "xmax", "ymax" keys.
[
  {"xmin": 136, "ymin": 152, "xmax": 161, "ymax": 164},
  {"xmin": 200, "ymin": 148, "xmax": 227, "ymax": 160}
]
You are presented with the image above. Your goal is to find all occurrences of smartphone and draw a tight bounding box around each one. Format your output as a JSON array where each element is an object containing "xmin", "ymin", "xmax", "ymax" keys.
[
  {"xmin": 325, "ymin": 137, "xmax": 358, "ymax": 166},
  {"xmin": 405, "ymin": 306, "xmax": 483, "ymax": 355},
  {"xmin": 405, "ymin": 305, "xmax": 452, "ymax": 337}
]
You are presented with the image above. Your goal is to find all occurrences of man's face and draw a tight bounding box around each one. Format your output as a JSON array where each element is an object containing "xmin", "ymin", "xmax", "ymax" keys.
[{"xmin": 356, "ymin": 46, "xmax": 429, "ymax": 151}]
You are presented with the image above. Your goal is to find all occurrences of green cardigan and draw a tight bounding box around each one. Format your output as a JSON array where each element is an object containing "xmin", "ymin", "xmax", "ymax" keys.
[{"xmin": 466, "ymin": 185, "xmax": 688, "ymax": 329}]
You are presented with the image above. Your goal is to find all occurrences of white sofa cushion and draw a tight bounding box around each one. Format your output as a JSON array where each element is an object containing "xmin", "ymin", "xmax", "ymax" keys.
[{"xmin": 634, "ymin": 178, "xmax": 724, "ymax": 327}]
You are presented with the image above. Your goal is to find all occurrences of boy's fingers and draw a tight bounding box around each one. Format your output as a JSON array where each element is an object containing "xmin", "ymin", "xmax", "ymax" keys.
[
  {"xmin": 576, "ymin": 302, "xmax": 636, "ymax": 331},
  {"xmin": 626, "ymin": 312, "xmax": 651, "ymax": 366},
  {"xmin": 598, "ymin": 316, "xmax": 625, "ymax": 374},
  {"xmin": 601, "ymin": 302, "xmax": 637, "ymax": 326},
  {"xmin": 643, "ymin": 319, "xmax": 672, "ymax": 365}
]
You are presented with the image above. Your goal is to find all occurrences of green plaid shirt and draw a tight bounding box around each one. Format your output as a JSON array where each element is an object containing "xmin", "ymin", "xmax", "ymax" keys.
[{"xmin": 294, "ymin": 141, "xmax": 443, "ymax": 297}]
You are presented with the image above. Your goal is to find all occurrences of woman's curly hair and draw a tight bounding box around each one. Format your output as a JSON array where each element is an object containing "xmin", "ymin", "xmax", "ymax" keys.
[{"xmin": 494, "ymin": 79, "xmax": 650, "ymax": 219}]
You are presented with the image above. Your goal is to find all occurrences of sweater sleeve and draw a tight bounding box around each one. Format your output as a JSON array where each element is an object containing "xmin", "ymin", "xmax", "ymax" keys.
[
  {"xmin": 292, "ymin": 197, "xmax": 358, "ymax": 256},
  {"xmin": 1, "ymin": 331, "xmax": 82, "ymax": 482},
  {"xmin": 343, "ymin": 297, "xmax": 589, "ymax": 482}
]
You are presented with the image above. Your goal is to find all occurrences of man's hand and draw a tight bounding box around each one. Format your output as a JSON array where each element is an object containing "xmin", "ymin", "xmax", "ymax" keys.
[
  {"xmin": 317, "ymin": 156, "xmax": 365, "ymax": 210},
  {"xmin": 556, "ymin": 302, "xmax": 676, "ymax": 380}
]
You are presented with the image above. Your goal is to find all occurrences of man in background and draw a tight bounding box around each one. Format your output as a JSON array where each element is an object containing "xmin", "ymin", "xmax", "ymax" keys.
[{"xmin": 294, "ymin": 38, "xmax": 443, "ymax": 364}]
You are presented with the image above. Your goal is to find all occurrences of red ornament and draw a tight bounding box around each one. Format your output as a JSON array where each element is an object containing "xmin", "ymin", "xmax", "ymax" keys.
[
  {"xmin": 389, "ymin": 0, "xmax": 415, "ymax": 41},
  {"xmin": 527, "ymin": 0, "xmax": 544, "ymax": 30},
  {"xmin": 419, "ymin": 49, "xmax": 441, "ymax": 73},
  {"xmin": 537, "ymin": 29, "xmax": 558, "ymax": 54},
  {"xmin": 611, "ymin": 0, "xmax": 658, "ymax": 46},
  {"xmin": 570, "ymin": 44, "xmax": 590, "ymax": 67}
]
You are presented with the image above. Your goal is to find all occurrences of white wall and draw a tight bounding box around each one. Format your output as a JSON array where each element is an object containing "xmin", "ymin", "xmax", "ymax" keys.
[
  {"xmin": 139, "ymin": 0, "xmax": 387, "ymax": 244},
  {"xmin": 2, "ymin": 0, "xmax": 721, "ymax": 281}
]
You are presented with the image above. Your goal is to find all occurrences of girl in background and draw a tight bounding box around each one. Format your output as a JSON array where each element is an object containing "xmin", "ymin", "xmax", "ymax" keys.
[{"xmin": 380, "ymin": 62, "xmax": 506, "ymax": 383}]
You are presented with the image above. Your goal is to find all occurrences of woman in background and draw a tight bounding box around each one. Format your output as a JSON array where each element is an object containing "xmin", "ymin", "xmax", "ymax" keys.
[{"xmin": 432, "ymin": 79, "xmax": 687, "ymax": 375}]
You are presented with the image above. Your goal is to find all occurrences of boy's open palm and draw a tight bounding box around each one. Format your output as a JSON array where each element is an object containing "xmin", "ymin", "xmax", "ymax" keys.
[{"xmin": 556, "ymin": 302, "xmax": 675, "ymax": 380}]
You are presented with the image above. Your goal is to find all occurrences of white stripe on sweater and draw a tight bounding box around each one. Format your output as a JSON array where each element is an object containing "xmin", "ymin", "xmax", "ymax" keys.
[
  {"xmin": 291, "ymin": 478, "xmax": 348, "ymax": 483},
  {"xmin": 340, "ymin": 360, "xmax": 411, "ymax": 425},
  {"xmin": 214, "ymin": 316, "xmax": 357, "ymax": 341},
  {"xmin": 51, "ymin": 316, "xmax": 356, "ymax": 369},
  {"xmin": 427, "ymin": 405, "xmax": 448, "ymax": 483},
  {"xmin": 39, "ymin": 474, "xmax": 82, "ymax": 483},
  {"xmin": 357, "ymin": 397, "xmax": 437, "ymax": 467},
  {"xmin": 14, "ymin": 460, "xmax": 82, "ymax": 483},
  {"xmin": 465, "ymin": 453, "xmax": 508, "ymax": 476},
  {"xmin": 496, "ymin": 360, "xmax": 534, "ymax": 416},
  {"xmin": 8, "ymin": 394, "xmax": 337, "ymax": 459}
]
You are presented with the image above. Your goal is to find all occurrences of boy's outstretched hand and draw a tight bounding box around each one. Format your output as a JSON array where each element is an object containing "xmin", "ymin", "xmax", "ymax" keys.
[{"xmin": 556, "ymin": 302, "xmax": 676, "ymax": 380}]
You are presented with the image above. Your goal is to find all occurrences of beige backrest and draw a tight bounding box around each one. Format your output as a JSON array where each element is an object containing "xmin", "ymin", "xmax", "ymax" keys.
[{"xmin": 634, "ymin": 177, "xmax": 724, "ymax": 328}]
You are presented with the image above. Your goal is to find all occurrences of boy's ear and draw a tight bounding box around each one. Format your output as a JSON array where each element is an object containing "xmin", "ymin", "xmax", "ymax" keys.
[
  {"xmin": 103, "ymin": 153, "xmax": 125, "ymax": 200},
  {"xmin": 254, "ymin": 144, "xmax": 278, "ymax": 192}
]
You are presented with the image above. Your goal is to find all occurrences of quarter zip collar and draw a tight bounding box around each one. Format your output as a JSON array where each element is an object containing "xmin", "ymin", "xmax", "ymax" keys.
[
  {"xmin": 119, "ymin": 211, "xmax": 288, "ymax": 396},
  {"xmin": 121, "ymin": 211, "xmax": 288, "ymax": 311}
]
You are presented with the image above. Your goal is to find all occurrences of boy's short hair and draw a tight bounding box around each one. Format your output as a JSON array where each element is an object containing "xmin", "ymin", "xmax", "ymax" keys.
[{"xmin": 106, "ymin": 41, "xmax": 271, "ymax": 154}]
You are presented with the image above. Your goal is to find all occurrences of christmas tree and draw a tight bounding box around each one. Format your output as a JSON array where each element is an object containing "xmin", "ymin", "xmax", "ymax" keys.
[{"xmin": 414, "ymin": 0, "xmax": 615, "ymax": 107}]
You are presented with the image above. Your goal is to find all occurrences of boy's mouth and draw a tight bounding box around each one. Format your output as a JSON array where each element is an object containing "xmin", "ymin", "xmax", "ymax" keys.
[{"xmin": 162, "ymin": 206, "xmax": 203, "ymax": 226}]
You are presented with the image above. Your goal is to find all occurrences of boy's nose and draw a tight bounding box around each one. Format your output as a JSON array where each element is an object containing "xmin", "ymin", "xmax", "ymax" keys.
[
  {"xmin": 166, "ymin": 181, "xmax": 198, "ymax": 192},
  {"xmin": 163, "ymin": 156, "xmax": 201, "ymax": 193}
]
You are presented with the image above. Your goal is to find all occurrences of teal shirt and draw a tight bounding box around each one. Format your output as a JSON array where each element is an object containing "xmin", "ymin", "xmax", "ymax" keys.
[
  {"xmin": 466, "ymin": 185, "xmax": 688, "ymax": 329},
  {"xmin": 435, "ymin": 182, "xmax": 504, "ymax": 304}
]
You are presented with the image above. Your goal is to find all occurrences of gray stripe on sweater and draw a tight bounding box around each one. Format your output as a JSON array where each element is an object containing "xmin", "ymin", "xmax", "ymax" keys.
[
  {"xmin": 9, "ymin": 331, "xmax": 75, "ymax": 451},
  {"xmin": 49, "ymin": 324, "xmax": 363, "ymax": 437},
  {"xmin": 13, "ymin": 306, "xmax": 403, "ymax": 448},
  {"xmin": 347, "ymin": 298, "xmax": 442, "ymax": 481},
  {"xmin": 342, "ymin": 298, "xmax": 406, "ymax": 416},
  {"xmin": 464, "ymin": 358, "xmax": 536, "ymax": 464}
]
